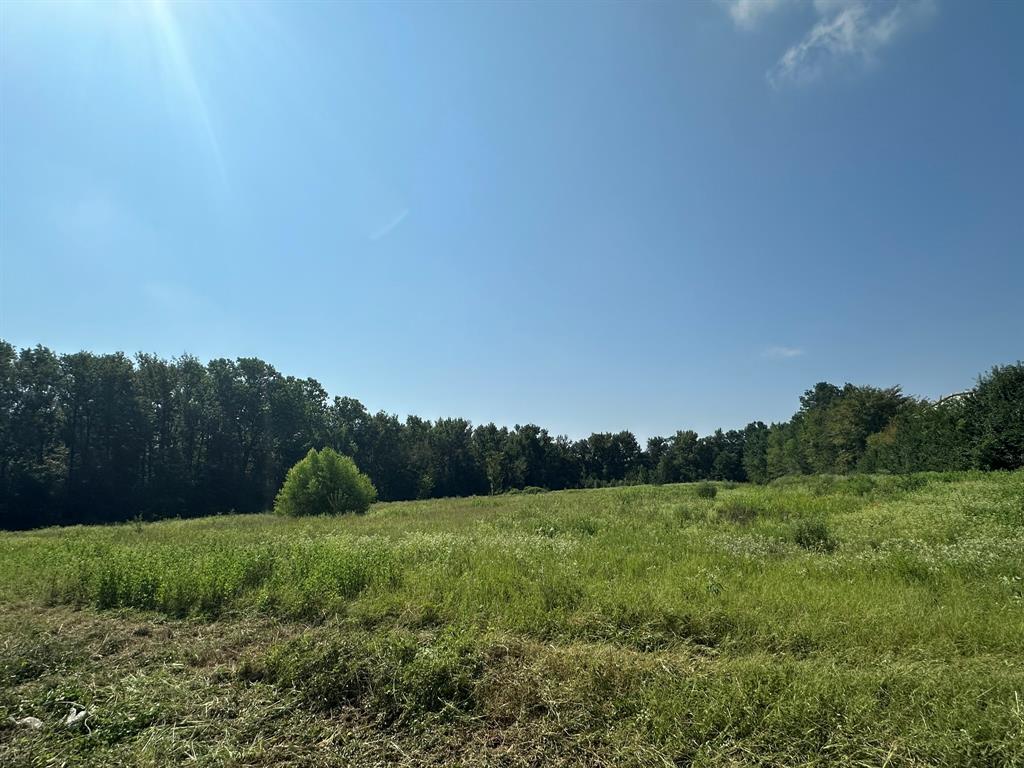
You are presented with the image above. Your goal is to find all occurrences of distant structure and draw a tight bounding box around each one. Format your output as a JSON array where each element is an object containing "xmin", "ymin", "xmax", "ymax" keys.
[{"xmin": 932, "ymin": 391, "xmax": 972, "ymax": 407}]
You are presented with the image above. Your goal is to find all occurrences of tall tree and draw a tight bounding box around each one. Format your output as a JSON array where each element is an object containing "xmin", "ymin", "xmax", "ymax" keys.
[{"xmin": 971, "ymin": 363, "xmax": 1024, "ymax": 470}]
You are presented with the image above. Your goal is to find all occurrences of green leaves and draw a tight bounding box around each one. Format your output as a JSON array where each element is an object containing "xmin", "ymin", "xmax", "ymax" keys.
[{"xmin": 274, "ymin": 447, "xmax": 377, "ymax": 517}]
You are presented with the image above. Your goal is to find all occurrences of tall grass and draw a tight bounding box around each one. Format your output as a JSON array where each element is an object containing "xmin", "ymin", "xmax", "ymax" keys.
[
  {"xmin": 2, "ymin": 471, "xmax": 1022, "ymax": 765},
  {"xmin": 0, "ymin": 471, "xmax": 1020, "ymax": 653}
]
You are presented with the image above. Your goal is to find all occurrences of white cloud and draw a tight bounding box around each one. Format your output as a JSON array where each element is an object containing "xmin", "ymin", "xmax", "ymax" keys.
[
  {"xmin": 762, "ymin": 345, "xmax": 805, "ymax": 359},
  {"xmin": 720, "ymin": 0, "xmax": 935, "ymax": 87},
  {"xmin": 768, "ymin": 1, "xmax": 932, "ymax": 87},
  {"xmin": 722, "ymin": 0, "xmax": 790, "ymax": 29}
]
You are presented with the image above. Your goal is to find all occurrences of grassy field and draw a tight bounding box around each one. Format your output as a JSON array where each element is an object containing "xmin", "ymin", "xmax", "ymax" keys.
[{"xmin": 2, "ymin": 472, "xmax": 1023, "ymax": 766}]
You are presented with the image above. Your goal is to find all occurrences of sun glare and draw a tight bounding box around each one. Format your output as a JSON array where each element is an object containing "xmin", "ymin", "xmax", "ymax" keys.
[{"xmin": 143, "ymin": 0, "xmax": 225, "ymax": 182}]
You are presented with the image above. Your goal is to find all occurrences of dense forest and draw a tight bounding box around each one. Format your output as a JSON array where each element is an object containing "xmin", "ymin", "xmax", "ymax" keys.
[{"xmin": 1, "ymin": 340, "xmax": 1021, "ymax": 529}]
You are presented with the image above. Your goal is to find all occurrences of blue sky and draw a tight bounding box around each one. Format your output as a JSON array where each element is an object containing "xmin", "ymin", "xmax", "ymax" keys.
[{"xmin": 1, "ymin": 0, "xmax": 1021, "ymax": 440}]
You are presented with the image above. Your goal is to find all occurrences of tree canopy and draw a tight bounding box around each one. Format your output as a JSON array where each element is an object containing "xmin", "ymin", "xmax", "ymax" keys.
[{"xmin": 1, "ymin": 339, "xmax": 1021, "ymax": 529}]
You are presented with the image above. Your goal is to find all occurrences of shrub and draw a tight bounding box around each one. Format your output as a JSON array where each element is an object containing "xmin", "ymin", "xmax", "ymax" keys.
[
  {"xmin": 695, "ymin": 482, "xmax": 718, "ymax": 499},
  {"xmin": 791, "ymin": 519, "xmax": 837, "ymax": 552},
  {"xmin": 274, "ymin": 448, "xmax": 377, "ymax": 517}
]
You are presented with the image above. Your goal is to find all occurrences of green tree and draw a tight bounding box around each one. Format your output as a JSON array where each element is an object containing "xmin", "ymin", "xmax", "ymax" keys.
[
  {"xmin": 653, "ymin": 430, "xmax": 700, "ymax": 484},
  {"xmin": 827, "ymin": 385, "xmax": 906, "ymax": 473},
  {"xmin": 428, "ymin": 417, "xmax": 488, "ymax": 498},
  {"xmin": 970, "ymin": 363, "xmax": 1024, "ymax": 470},
  {"xmin": 0, "ymin": 344, "xmax": 65, "ymax": 528},
  {"xmin": 274, "ymin": 447, "xmax": 377, "ymax": 516},
  {"xmin": 362, "ymin": 410, "xmax": 418, "ymax": 501},
  {"xmin": 472, "ymin": 422, "xmax": 511, "ymax": 493},
  {"xmin": 580, "ymin": 431, "xmax": 641, "ymax": 485},
  {"xmin": 741, "ymin": 421, "xmax": 769, "ymax": 483},
  {"xmin": 765, "ymin": 421, "xmax": 804, "ymax": 479}
]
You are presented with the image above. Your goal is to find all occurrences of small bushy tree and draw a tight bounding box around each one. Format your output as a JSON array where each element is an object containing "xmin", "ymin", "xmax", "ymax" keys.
[{"xmin": 274, "ymin": 447, "xmax": 377, "ymax": 516}]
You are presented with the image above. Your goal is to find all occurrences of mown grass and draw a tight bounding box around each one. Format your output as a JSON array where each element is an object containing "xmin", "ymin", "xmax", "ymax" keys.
[{"xmin": 2, "ymin": 471, "xmax": 1023, "ymax": 766}]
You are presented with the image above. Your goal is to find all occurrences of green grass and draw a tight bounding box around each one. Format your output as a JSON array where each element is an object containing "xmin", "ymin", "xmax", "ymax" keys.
[{"xmin": 2, "ymin": 471, "xmax": 1023, "ymax": 766}]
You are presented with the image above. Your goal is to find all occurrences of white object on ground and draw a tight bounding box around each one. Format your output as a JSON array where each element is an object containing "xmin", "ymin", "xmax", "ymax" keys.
[{"xmin": 65, "ymin": 707, "xmax": 88, "ymax": 728}]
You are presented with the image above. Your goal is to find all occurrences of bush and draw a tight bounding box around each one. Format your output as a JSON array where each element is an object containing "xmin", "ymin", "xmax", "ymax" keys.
[
  {"xmin": 695, "ymin": 482, "xmax": 718, "ymax": 499},
  {"xmin": 791, "ymin": 519, "xmax": 836, "ymax": 552},
  {"xmin": 274, "ymin": 448, "xmax": 377, "ymax": 517}
]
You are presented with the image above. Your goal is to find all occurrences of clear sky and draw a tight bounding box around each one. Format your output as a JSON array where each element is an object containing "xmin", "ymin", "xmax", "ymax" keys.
[{"xmin": 1, "ymin": 0, "xmax": 1021, "ymax": 440}]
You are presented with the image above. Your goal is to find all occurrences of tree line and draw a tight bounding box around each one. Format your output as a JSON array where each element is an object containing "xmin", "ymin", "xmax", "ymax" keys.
[{"xmin": 1, "ymin": 340, "xmax": 1021, "ymax": 529}]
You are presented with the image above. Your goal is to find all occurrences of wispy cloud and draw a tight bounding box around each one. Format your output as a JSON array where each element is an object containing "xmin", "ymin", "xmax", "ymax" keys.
[
  {"xmin": 721, "ymin": 0, "xmax": 791, "ymax": 30},
  {"xmin": 369, "ymin": 208, "xmax": 410, "ymax": 241},
  {"xmin": 768, "ymin": 1, "xmax": 933, "ymax": 87},
  {"xmin": 762, "ymin": 345, "xmax": 805, "ymax": 359},
  {"xmin": 720, "ymin": 0, "xmax": 935, "ymax": 87}
]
